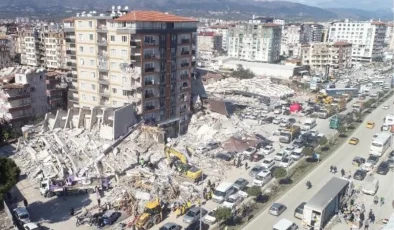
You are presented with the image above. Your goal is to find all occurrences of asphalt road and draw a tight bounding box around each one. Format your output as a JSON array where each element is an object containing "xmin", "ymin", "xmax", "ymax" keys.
[{"xmin": 244, "ymin": 93, "xmax": 394, "ymax": 229}]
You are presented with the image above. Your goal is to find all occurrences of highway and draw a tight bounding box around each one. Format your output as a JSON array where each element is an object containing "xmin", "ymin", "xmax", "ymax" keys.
[{"xmin": 244, "ymin": 94, "xmax": 394, "ymax": 229}]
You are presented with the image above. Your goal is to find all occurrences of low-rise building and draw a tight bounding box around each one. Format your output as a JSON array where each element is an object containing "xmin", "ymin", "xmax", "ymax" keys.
[
  {"xmin": 197, "ymin": 31, "xmax": 223, "ymax": 54},
  {"xmin": 301, "ymin": 41, "xmax": 352, "ymax": 74}
]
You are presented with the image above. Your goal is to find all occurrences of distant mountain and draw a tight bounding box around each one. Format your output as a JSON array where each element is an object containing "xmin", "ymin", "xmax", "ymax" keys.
[
  {"xmin": 0, "ymin": 0, "xmax": 391, "ymax": 21},
  {"xmin": 327, "ymin": 8, "xmax": 393, "ymax": 20}
]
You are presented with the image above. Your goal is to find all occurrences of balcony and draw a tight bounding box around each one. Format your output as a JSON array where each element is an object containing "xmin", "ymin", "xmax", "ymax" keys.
[
  {"xmin": 97, "ymin": 25, "xmax": 107, "ymax": 33},
  {"xmin": 179, "ymin": 85, "xmax": 189, "ymax": 92},
  {"xmin": 5, "ymin": 112, "xmax": 33, "ymax": 122},
  {"xmin": 123, "ymin": 81, "xmax": 141, "ymax": 91},
  {"xmin": 144, "ymin": 80, "xmax": 158, "ymax": 86},
  {"xmin": 130, "ymin": 41, "xmax": 141, "ymax": 47},
  {"xmin": 144, "ymin": 53, "xmax": 158, "ymax": 60},
  {"xmin": 3, "ymin": 102, "xmax": 31, "ymax": 111},
  {"xmin": 65, "ymin": 38, "xmax": 75, "ymax": 43},
  {"xmin": 98, "ymin": 52, "xmax": 108, "ymax": 61},
  {"xmin": 181, "ymin": 50, "xmax": 190, "ymax": 56},
  {"xmin": 180, "ymin": 63, "xmax": 190, "ymax": 68},
  {"xmin": 180, "ymin": 74, "xmax": 189, "ymax": 80},
  {"xmin": 181, "ymin": 38, "xmax": 190, "ymax": 44},
  {"xmin": 145, "ymin": 67, "xmax": 155, "ymax": 73},
  {"xmin": 98, "ymin": 64, "xmax": 108, "ymax": 71},
  {"xmin": 64, "ymin": 26, "xmax": 75, "ymax": 32},
  {"xmin": 99, "ymin": 89, "xmax": 110, "ymax": 97},
  {"xmin": 145, "ymin": 93, "xmax": 157, "ymax": 99},
  {"xmin": 180, "ymin": 108, "xmax": 188, "ymax": 115},
  {"xmin": 69, "ymin": 85, "xmax": 78, "ymax": 92},
  {"xmin": 145, "ymin": 105, "xmax": 156, "ymax": 111},
  {"xmin": 67, "ymin": 62, "xmax": 76, "ymax": 67},
  {"xmin": 144, "ymin": 40, "xmax": 156, "ymax": 46},
  {"xmin": 99, "ymin": 77, "xmax": 109, "ymax": 85},
  {"xmin": 97, "ymin": 40, "xmax": 107, "ymax": 46}
]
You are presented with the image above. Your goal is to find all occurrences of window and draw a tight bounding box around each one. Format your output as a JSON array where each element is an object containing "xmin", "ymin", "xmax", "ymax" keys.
[
  {"xmin": 111, "ymin": 49, "xmax": 116, "ymax": 55},
  {"xmin": 79, "ymin": 46, "xmax": 84, "ymax": 53},
  {"xmin": 112, "ymin": 88, "xmax": 117, "ymax": 94},
  {"xmin": 80, "ymin": 59, "xmax": 85, "ymax": 65},
  {"xmin": 121, "ymin": 36, "xmax": 127, "ymax": 42},
  {"xmin": 79, "ymin": 34, "xmax": 83, "ymax": 41},
  {"xmin": 112, "ymin": 100, "xmax": 117, "ymax": 105},
  {"xmin": 82, "ymin": 94, "xmax": 86, "ymax": 100},
  {"xmin": 111, "ymin": 62, "xmax": 116, "ymax": 68},
  {"xmin": 110, "ymin": 35, "xmax": 115, "ymax": 42},
  {"xmin": 78, "ymin": 21, "xmax": 82, "ymax": 27},
  {"xmin": 90, "ymin": 59, "xmax": 95, "ymax": 66},
  {"xmin": 91, "ymin": 84, "xmax": 96, "ymax": 90},
  {"xmin": 88, "ymin": 21, "xmax": 93, "ymax": 28},
  {"xmin": 89, "ymin": 34, "xmax": 94, "ymax": 41},
  {"xmin": 92, "ymin": 96, "xmax": 96, "ymax": 102},
  {"xmin": 91, "ymin": 72, "xmax": 95, "ymax": 78},
  {"xmin": 90, "ymin": 47, "xmax": 94, "ymax": 53},
  {"xmin": 81, "ymin": 83, "xmax": 86, "ymax": 88},
  {"xmin": 121, "ymin": 49, "xmax": 127, "ymax": 57},
  {"xmin": 111, "ymin": 75, "xmax": 117, "ymax": 80}
]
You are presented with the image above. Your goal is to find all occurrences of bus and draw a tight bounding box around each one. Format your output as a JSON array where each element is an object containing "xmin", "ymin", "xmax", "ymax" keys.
[{"xmin": 370, "ymin": 132, "xmax": 392, "ymax": 156}]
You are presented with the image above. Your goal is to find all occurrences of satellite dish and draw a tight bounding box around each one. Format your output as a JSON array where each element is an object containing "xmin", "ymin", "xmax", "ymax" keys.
[
  {"xmin": 117, "ymin": 6, "xmax": 121, "ymax": 10},
  {"xmin": 82, "ymin": 11, "xmax": 86, "ymax": 14},
  {"xmin": 124, "ymin": 6, "xmax": 129, "ymax": 10},
  {"xmin": 112, "ymin": 5, "xmax": 115, "ymax": 10}
]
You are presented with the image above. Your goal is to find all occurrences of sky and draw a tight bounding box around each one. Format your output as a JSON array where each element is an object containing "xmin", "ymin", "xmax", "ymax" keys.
[{"xmin": 269, "ymin": 0, "xmax": 392, "ymax": 10}]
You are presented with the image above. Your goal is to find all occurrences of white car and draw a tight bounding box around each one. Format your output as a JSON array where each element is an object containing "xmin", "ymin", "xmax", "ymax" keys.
[
  {"xmin": 222, "ymin": 194, "xmax": 243, "ymax": 210},
  {"xmin": 361, "ymin": 162, "xmax": 374, "ymax": 172},
  {"xmin": 310, "ymin": 130, "xmax": 318, "ymax": 137},
  {"xmin": 273, "ymin": 118, "xmax": 281, "ymax": 124},
  {"xmin": 274, "ymin": 109, "xmax": 282, "ymax": 114},
  {"xmin": 261, "ymin": 145, "xmax": 275, "ymax": 155},
  {"xmin": 23, "ymin": 223, "xmax": 40, "ymax": 230},
  {"xmin": 280, "ymin": 157, "xmax": 294, "ymax": 168},
  {"xmin": 262, "ymin": 109, "xmax": 269, "ymax": 114},
  {"xmin": 283, "ymin": 145, "xmax": 295, "ymax": 155},
  {"xmin": 261, "ymin": 158, "xmax": 275, "ymax": 169},
  {"xmin": 202, "ymin": 209, "xmax": 217, "ymax": 224},
  {"xmin": 195, "ymin": 146, "xmax": 209, "ymax": 154},
  {"xmin": 274, "ymin": 151, "xmax": 287, "ymax": 161},
  {"xmin": 279, "ymin": 122, "xmax": 289, "ymax": 128},
  {"xmin": 243, "ymin": 147, "xmax": 257, "ymax": 156},
  {"xmin": 383, "ymin": 105, "xmax": 389, "ymax": 110},
  {"xmin": 290, "ymin": 149, "xmax": 304, "ymax": 161}
]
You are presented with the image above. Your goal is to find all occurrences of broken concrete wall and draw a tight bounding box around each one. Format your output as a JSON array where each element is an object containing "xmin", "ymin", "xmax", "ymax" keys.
[
  {"xmin": 100, "ymin": 108, "xmax": 114, "ymax": 140},
  {"xmin": 53, "ymin": 110, "xmax": 67, "ymax": 130},
  {"xmin": 78, "ymin": 107, "xmax": 91, "ymax": 129},
  {"xmin": 113, "ymin": 104, "xmax": 137, "ymax": 140},
  {"xmin": 45, "ymin": 112, "xmax": 57, "ymax": 130}
]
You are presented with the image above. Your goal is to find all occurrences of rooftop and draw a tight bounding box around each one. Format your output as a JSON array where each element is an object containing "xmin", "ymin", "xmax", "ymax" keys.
[
  {"xmin": 198, "ymin": 32, "xmax": 217, "ymax": 36},
  {"xmin": 263, "ymin": 23, "xmax": 281, "ymax": 27},
  {"xmin": 1, "ymin": 83, "xmax": 29, "ymax": 89},
  {"xmin": 333, "ymin": 41, "xmax": 352, "ymax": 46},
  {"xmin": 114, "ymin": 11, "xmax": 198, "ymax": 22}
]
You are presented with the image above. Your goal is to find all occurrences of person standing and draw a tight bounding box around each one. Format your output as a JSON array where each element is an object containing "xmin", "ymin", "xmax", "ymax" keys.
[
  {"xmin": 23, "ymin": 198, "xmax": 28, "ymax": 208},
  {"xmin": 364, "ymin": 219, "xmax": 369, "ymax": 230},
  {"xmin": 245, "ymin": 162, "xmax": 248, "ymax": 170},
  {"xmin": 341, "ymin": 168, "xmax": 345, "ymax": 177}
]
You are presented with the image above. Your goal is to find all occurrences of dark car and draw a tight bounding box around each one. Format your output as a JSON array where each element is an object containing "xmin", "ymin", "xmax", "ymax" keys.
[
  {"xmin": 389, "ymin": 150, "xmax": 394, "ymax": 159},
  {"xmin": 102, "ymin": 210, "xmax": 121, "ymax": 225},
  {"xmin": 249, "ymin": 165, "xmax": 264, "ymax": 177},
  {"xmin": 377, "ymin": 161, "xmax": 389, "ymax": 175},
  {"xmin": 184, "ymin": 220, "xmax": 209, "ymax": 230},
  {"xmin": 263, "ymin": 116, "xmax": 274, "ymax": 124},
  {"xmin": 367, "ymin": 155, "xmax": 379, "ymax": 165},
  {"xmin": 215, "ymin": 153, "xmax": 232, "ymax": 161},
  {"xmin": 293, "ymin": 138, "xmax": 305, "ymax": 148},
  {"xmin": 269, "ymin": 203, "xmax": 287, "ymax": 216},
  {"xmin": 233, "ymin": 178, "xmax": 249, "ymax": 190},
  {"xmin": 388, "ymin": 158, "xmax": 394, "ymax": 169},
  {"xmin": 353, "ymin": 169, "xmax": 367, "ymax": 180},
  {"xmin": 294, "ymin": 202, "xmax": 306, "ymax": 219},
  {"xmin": 352, "ymin": 157, "xmax": 366, "ymax": 167},
  {"xmin": 283, "ymin": 110, "xmax": 291, "ymax": 115},
  {"xmin": 159, "ymin": 222, "xmax": 182, "ymax": 230},
  {"xmin": 288, "ymin": 118, "xmax": 296, "ymax": 124}
]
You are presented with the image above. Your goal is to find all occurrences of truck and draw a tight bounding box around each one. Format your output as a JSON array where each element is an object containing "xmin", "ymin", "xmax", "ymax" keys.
[
  {"xmin": 279, "ymin": 125, "xmax": 300, "ymax": 144},
  {"xmin": 40, "ymin": 177, "xmax": 104, "ymax": 197},
  {"xmin": 317, "ymin": 106, "xmax": 335, "ymax": 119},
  {"xmin": 325, "ymin": 88, "xmax": 359, "ymax": 97},
  {"xmin": 352, "ymin": 101, "xmax": 364, "ymax": 113},
  {"xmin": 329, "ymin": 114, "xmax": 346, "ymax": 129},
  {"xmin": 361, "ymin": 175, "xmax": 379, "ymax": 195},
  {"xmin": 303, "ymin": 177, "xmax": 353, "ymax": 230},
  {"xmin": 332, "ymin": 97, "xmax": 346, "ymax": 112}
]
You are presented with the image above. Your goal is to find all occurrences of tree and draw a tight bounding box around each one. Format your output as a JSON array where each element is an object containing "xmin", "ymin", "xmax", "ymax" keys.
[
  {"xmin": 0, "ymin": 158, "xmax": 20, "ymax": 203},
  {"xmin": 231, "ymin": 64, "xmax": 255, "ymax": 79},
  {"xmin": 302, "ymin": 146, "xmax": 314, "ymax": 156},
  {"xmin": 215, "ymin": 207, "xmax": 232, "ymax": 221},
  {"xmin": 354, "ymin": 111, "xmax": 362, "ymax": 122},
  {"xmin": 318, "ymin": 136, "xmax": 328, "ymax": 146},
  {"xmin": 273, "ymin": 167, "xmax": 287, "ymax": 179},
  {"xmin": 337, "ymin": 125, "xmax": 347, "ymax": 136},
  {"xmin": 2, "ymin": 131, "xmax": 9, "ymax": 141},
  {"xmin": 246, "ymin": 186, "xmax": 262, "ymax": 197}
]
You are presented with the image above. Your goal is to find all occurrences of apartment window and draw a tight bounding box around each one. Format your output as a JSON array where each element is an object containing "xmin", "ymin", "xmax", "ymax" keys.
[
  {"xmin": 112, "ymin": 100, "xmax": 117, "ymax": 106},
  {"xmin": 78, "ymin": 21, "xmax": 82, "ymax": 27},
  {"xmin": 81, "ymin": 83, "xmax": 86, "ymax": 88},
  {"xmin": 82, "ymin": 94, "xmax": 86, "ymax": 100},
  {"xmin": 110, "ymin": 35, "xmax": 115, "ymax": 42},
  {"xmin": 111, "ymin": 62, "xmax": 116, "ymax": 69},
  {"xmin": 79, "ymin": 34, "xmax": 83, "ymax": 41},
  {"xmin": 91, "ymin": 84, "xmax": 96, "ymax": 90},
  {"xmin": 90, "ymin": 59, "xmax": 95, "ymax": 66},
  {"xmin": 80, "ymin": 59, "xmax": 85, "ymax": 65},
  {"xmin": 121, "ymin": 36, "xmax": 127, "ymax": 42},
  {"xmin": 88, "ymin": 21, "xmax": 93, "ymax": 28},
  {"xmin": 121, "ymin": 49, "xmax": 127, "ymax": 57},
  {"xmin": 92, "ymin": 96, "xmax": 96, "ymax": 102},
  {"xmin": 111, "ymin": 49, "xmax": 116, "ymax": 55},
  {"xmin": 112, "ymin": 88, "xmax": 117, "ymax": 94},
  {"xmin": 89, "ymin": 34, "xmax": 94, "ymax": 41},
  {"xmin": 79, "ymin": 46, "xmax": 84, "ymax": 53},
  {"xmin": 111, "ymin": 75, "xmax": 117, "ymax": 81},
  {"xmin": 91, "ymin": 72, "xmax": 95, "ymax": 78},
  {"xmin": 90, "ymin": 47, "xmax": 94, "ymax": 53}
]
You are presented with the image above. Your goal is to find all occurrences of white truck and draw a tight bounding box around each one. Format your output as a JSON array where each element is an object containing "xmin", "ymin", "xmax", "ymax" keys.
[
  {"xmin": 361, "ymin": 175, "xmax": 379, "ymax": 195},
  {"xmin": 40, "ymin": 177, "xmax": 104, "ymax": 197},
  {"xmin": 301, "ymin": 119, "xmax": 317, "ymax": 133}
]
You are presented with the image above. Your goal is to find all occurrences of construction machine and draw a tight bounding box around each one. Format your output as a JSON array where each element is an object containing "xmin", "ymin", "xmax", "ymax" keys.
[
  {"xmin": 279, "ymin": 125, "xmax": 300, "ymax": 144},
  {"xmin": 164, "ymin": 146, "xmax": 203, "ymax": 182},
  {"xmin": 135, "ymin": 198, "xmax": 162, "ymax": 230},
  {"xmin": 315, "ymin": 92, "xmax": 333, "ymax": 105}
]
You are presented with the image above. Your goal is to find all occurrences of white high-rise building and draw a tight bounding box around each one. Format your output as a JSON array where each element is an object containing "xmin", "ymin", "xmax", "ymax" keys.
[
  {"xmin": 227, "ymin": 23, "xmax": 282, "ymax": 63},
  {"xmin": 328, "ymin": 19, "xmax": 386, "ymax": 62},
  {"xmin": 281, "ymin": 24, "xmax": 301, "ymax": 57}
]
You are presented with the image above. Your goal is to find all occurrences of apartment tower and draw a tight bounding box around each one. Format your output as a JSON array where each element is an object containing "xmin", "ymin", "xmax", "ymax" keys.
[{"xmin": 63, "ymin": 10, "xmax": 197, "ymax": 136}]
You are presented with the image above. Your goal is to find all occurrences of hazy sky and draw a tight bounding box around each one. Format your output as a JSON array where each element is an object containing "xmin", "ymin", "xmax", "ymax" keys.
[{"xmin": 273, "ymin": 0, "xmax": 392, "ymax": 10}]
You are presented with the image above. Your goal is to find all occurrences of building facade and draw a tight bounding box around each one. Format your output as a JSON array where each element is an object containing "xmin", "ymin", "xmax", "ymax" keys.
[
  {"xmin": 328, "ymin": 20, "xmax": 387, "ymax": 62},
  {"xmin": 16, "ymin": 26, "xmax": 67, "ymax": 69},
  {"xmin": 0, "ymin": 44, "xmax": 12, "ymax": 69},
  {"xmin": 63, "ymin": 10, "xmax": 197, "ymax": 136},
  {"xmin": 208, "ymin": 26, "xmax": 229, "ymax": 52},
  {"xmin": 281, "ymin": 24, "xmax": 301, "ymax": 57},
  {"xmin": 227, "ymin": 23, "xmax": 282, "ymax": 63},
  {"xmin": 301, "ymin": 42, "xmax": 352, "ymax": 74},
  {"xmin": 385, "ymin": 23, "xmax": 394, "ymax": 50},
  {"xmin": 300, "ymin": 24, "xmax": 323, "ymax": 44},
  {"xmin": 197, "ymin": 32, "xmax": 222, "ymax": 53}
]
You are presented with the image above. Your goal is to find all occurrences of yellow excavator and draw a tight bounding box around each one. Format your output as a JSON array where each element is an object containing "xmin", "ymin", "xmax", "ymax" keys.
[
  {"xmin": 164, "ymin": 146, "xmax": 203, "ymax": 182},
  {"xmin": 315, "ymin": 92, "xmax": 333, "ymax": 104},
  {"xmin": 135, "ymin": 198, "xmax": 162, "ymax": 230}
]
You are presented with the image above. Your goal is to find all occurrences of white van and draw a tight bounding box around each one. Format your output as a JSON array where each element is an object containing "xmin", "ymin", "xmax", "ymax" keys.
[
  {"xmin": 253, "ymin": 170, "xmax": 272, "ymax": 186},
  {"xmin": 212, "ymin": 182, "xmax": 235, "ymax": 203},
  {"xmin": 273, "ymin": 219, "xmax": 298, "ymax": 230},
  {"xmin": 303, "ymin": 119, "xmax": 316, "ymax": 130}
]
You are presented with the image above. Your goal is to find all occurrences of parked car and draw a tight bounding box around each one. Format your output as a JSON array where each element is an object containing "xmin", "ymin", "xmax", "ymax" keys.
[
  {"xmin": 269, "ymin": 203, "xmax": 287, "ymax": 216},
  {"xmin": 261, "ymin": 145, "xmax": 275, "ymax": 155},
  {"xmin": 102, "ymin": 210, "xmax": 121, "ymax": 225},
  {"xmin": 159, "ymin": 222, "xmax": 182, "ymax": 230},
  {"xmin": 349, "ymin": 137, "xmax": 359, "ymax": 145},
  {"xmin": 207, "ymin": 142, "xmax": 219, "ymax": 150},
  {"xmin": 377, "ymin": 161, "xmax": 389, "ymax": 175},
  {"xmin": 294, "ymin": 202, "xmax": 306, "ymax": 219},
  {"xmin": 215, "ymin": 153, "xmax": 232, "ymax": 161},
  {"xmin": 243, "ymin": 147, "xmax": 257, "ymax": 156},
  {"xmin": 367, "ymin": 155, "xmax": 379, "ymax": 165},
  {"xmin": 13, "ymin": 207, "xmax": 31, "ymax": 224},
  {"xmin": 361, "ymin": 163, "xmax": 374, "ymax": 172},
  {"xmin": 388, "ymin": 158, "xmax": 394, "ymax": 169},
  {"xmin": 352, "ymin": 156, "xmax": 366, "ymax": 167},
  {"xmin": 23, "ymin": 223, "xmax": 40, "ymax": 230},
  {"xmin": 273, "ymin": 118, "xmax": 281, "ymax": 124},
  {"xmin": 290, "ymin": 149, "xmax": 304, "ymax": 161},
  {"xmin": 383, "ymin": 105, "xmax": 389, "ymax": 110},
  {"xmin": 183, "ymin": 207, "xmax": 207, "ymax": 224},
  {"xmin": 263, "ymin": 116, "xmax": 274, "ymax": 124},
  {"xmin": 261, "ymin": 158, "xmax": 275, "ymax": 170},
  {"xmin": 284, "ymin": 145, "xmax": 295, "ymax": 155},
  {"xmin": 274, "ymin": 109, "xmax": 282, "ymax": 114},
  {"xmin": 280, "ymin": 157, "xmax": 294, "ymax": 168},
  {"xmin": 353, "ymin": 169, "xmax": 367, "ymax": 180},
  {"xmin": 195, "ymin": 146, "xmax": 209, "ymax": 154},
  {"xmin": 202, "ymin": 209, "xmax": 217, "ymax": 224},
  {"xmin": 274, "ymin": 151, "xmax": 287, "ymax": 161},
  {"xmin": 185, "ymin": 220, "xmax": 209, "ymax": 230},
  {"xmin": 249, "ymin": 165, "xmax": 264, "ymax": 177},
  {"xmin": 222, "ymin": 194, "xmax": 243, "ymax": 210},
  {"xmin": 233, "ymin": 178, "xmax": 249, "ymax": 190}
]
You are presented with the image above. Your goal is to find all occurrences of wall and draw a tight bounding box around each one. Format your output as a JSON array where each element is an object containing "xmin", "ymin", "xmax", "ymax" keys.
[{"xmin": 113, "ymin": 104, "xmax": 137, "ymax": 140}]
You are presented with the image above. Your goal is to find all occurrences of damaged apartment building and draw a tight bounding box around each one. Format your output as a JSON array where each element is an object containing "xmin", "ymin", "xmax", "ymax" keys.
[
  {"xmin": 0, "ymin": 66, "xmax": 67, "ymax": 128},
  {"xmin": 63, "ymin": 9, "xmax": 198, "ymax": 138}
]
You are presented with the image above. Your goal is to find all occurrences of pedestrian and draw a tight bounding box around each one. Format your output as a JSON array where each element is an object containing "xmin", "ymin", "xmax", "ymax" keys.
[
  {"xmin": 70, "ymin": 207, "xmax": 74, "ymax": 216},
  {"xmin": 368, "ymin": 209, "xmax": 373, "ymax": 220},
  {"xmin": 97, "ymin": 198, "xmax": 101, "ymax": 207},
  {"xmin": 364, "ymin": 219, "xmax": 369, "ymax": 230},
  {"xmin": 360, "ymin": 212, "xmax": 365, "ymax": 222},
  {"xmin": 140, "ymin": 157, "xmax": 145, "ymax": 168},
  {"xmin": 233, "ymin": 158, "xmax": 236, "ymax": 166},
  {"xmin": 361, "ymin": 203, "xmax": 365, "ymax": 213},
  {"xmin": 371, "ymin": 214, "xmax": 375, "ymax": 223},
  {"xmin": 333, "ymin": 166, "xmax": 337, "ymax": 173},
  {"xmin": 330, "ymin": 166, "xmax": 333, "ymax": 172},
  {"xmin": 380, "ymin": 197, "xmax": 385, "ymax": 206},
  {"xmin": 23, "ymin": 198, "xmax": 28, "ymax": 208},
  {"xmin": 341, "ymin": 168, "xmax": 345, "ymax": 177},
  {"xmin": 245, "ymin": 162, "xmax": 248, "ymax": 170}
]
